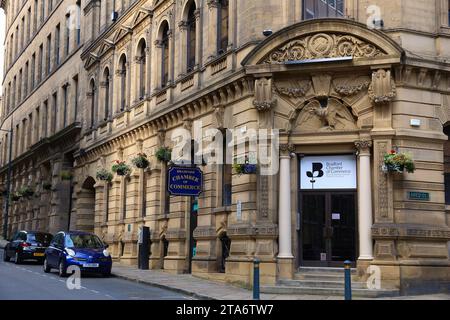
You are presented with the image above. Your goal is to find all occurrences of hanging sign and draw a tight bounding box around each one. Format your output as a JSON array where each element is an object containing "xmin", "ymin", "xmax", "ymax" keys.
[
  {"xmin": 300, "ymin": 155, "xmax": 357, "ymax": 190},
  {"xmin": 168, "ymin": 166, "xmax": 203, "ymax": 197}
]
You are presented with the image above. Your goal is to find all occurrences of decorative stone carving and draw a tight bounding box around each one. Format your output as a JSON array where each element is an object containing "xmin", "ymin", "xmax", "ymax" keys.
[
  {"xmin": 295, "ymin": 98, "xmax": 357, "ymax": 131},
  {"xmin": 273, "ymin": 80, "xmax": 312, "ymax": 98},
  {"xmin": 213, "ymin": 104, "xmax": 225, "ymax": 129},
  {"xmin": 333, "ymin": 77, "xmax": 371, "ymax": 96},
  {"xmin": 355, "ymin": 140, "xmax": 373, "ymax": 153},
  {"xmin": 253, "ymin": 77, "xmax": 277, "ymax": 111},
  {"xmin": 264, "ymin": 33, "xmax": 385, "ymax": 64},
  {"xmin": 279, "ymin": 144, "xmax": 295, "ymax": 157},
  {"xmin": 368, "ymin": 69, "xmax": 396, "ymax": 105},
  {"xmin": 311, "ymin": 74, "xmax": 332, "ymax": 97}
]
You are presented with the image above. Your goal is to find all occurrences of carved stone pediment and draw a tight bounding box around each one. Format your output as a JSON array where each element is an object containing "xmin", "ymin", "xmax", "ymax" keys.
[
  {"xmin": 264, "ymin": 33, "xmax": 385, "ymax": 64},
  {"xmin": 289, "ymin": 98, "xmax": 357, "ymax": 132}
]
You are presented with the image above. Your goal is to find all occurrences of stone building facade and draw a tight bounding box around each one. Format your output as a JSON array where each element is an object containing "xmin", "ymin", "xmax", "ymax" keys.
[{"xmin": 2, "ymin": 0, "xmax": 450, "ymax": 295}]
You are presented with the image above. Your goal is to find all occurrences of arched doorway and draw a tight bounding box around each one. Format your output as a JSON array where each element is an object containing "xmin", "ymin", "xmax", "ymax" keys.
[{"xmin": 75, "ymin": 176, "xmax": 96, "ymax": 233}]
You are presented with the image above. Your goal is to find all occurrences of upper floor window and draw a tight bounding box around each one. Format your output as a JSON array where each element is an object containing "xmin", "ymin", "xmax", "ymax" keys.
[
  {"xmin": 217, "ymin": 0, "xmax": 229, "ymax": 55},
  {"xmin": 303, "ymin": 0, "xmax": 344, "ymax": 20},
  {"xmin": 160, "ymin": 22, "xmax": 170, "ymax": 87},
  {"xmin": 136, "ymin": 39, "xmax": 147, "ymax": 100},
  {"xmin": 186, "ymin": 2, "xmax": 197, "ymax": 72},
  {"xmin": 118, "ymin": 55, "xmax": 127, "ymax": 111}
]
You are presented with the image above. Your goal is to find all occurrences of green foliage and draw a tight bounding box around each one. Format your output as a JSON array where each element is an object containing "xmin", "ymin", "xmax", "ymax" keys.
[
  {"xmin": 96, "ymin": 169, "xmax": 113, "ymax": 182},
  {"xmin": 112, "ymin": 160, "xmax": 132, "ymax": 176},
  {"xmin": 383, "ymin": 150, "xmax": 415, "ymax": 173},
  {"xmin": 132, "ymin": 153, "xmax": 150, "ymax": 169},
  {"xmin": 156, "ymin": 147, "xmax": 172, "ymax": 163}
]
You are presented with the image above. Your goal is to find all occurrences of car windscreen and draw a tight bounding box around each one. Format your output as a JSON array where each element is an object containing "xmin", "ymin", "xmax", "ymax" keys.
[
  {"xmin": 65, "ymin": 234, "xmax": 104, "ymax": 249},
  {"xmin": 27, "ymin": 233, "xmax": 53, "ymax": 245}
]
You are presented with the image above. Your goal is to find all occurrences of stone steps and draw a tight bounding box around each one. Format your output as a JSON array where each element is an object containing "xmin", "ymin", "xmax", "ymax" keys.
[{"xmin": 260, "ymin": 267, "xmax": 400, "ymax": 298}]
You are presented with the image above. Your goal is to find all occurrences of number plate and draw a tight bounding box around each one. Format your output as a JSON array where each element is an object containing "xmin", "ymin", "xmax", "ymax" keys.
[
  {"xmin": 34, "ymin": 253, "xmax": 45, "ymax": 257},
  {"xmin": 83, "ymin": 263, "xmax": 99, "ymax": 268}
]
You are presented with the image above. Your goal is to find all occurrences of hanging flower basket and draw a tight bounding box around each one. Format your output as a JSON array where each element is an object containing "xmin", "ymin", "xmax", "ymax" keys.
[
  {"xmin": 96, "ymin": 169, "xmax": 113, "ymax": 182},
  {"xmin": 112, "ymin": 160, "xmax": 132, "ymax": 176},
  {"xmin": 233, "ymin": 156, "xmax": 257, "ymax": 175},
  {"xmin": 382, "ymin": 150, "xmax": 416, "ymax": 174},
  {"xmin": 19, "ymin": 186, "xmax": 35, "ymax": 198},
  {"xmin": 42, "ymin": 182, "xmax": 52, "ymax": 191},
  {"xmin": 60, "ymin": 170, "xmax": 73, "ymax": 181},
  {"xmin": 156, "ymin": 147, "xmax": 172, "ymax": 163},
  {"xmin": 132, "ymin": 153, "xmax": 150, "ymax": 169}
]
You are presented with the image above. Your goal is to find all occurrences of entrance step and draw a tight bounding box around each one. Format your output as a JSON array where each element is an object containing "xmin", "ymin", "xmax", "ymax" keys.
[
  {"xmin": 261, "ymin": 267, "xmax": 400, "ymax": 298},
  {"xmin": 279, "ymin": 279, "xmax": 368, "ymax": 290},
  {"xmin": 193, "ymin": 272, "xmax": 227, "ymax": 284},
  {"xmin": 260, "ymin": 285, "xmax": 400, "ymax": 298}
]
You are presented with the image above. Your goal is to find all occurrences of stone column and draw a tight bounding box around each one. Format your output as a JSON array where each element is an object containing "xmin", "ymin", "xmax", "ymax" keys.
[
  {"xmin": 278, "ymin": 144, "xmax": 294, "ymax": 259},
  {"xmin": 355, "ymin": 140, "xmax": 374, "ymax": 260},
  {"xmin": 194, "ymin": 9, "xmax": 202, "ymax": 68}
]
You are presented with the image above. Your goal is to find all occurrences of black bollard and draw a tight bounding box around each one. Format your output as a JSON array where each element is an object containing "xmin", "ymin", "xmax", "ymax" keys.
[
  {"xmin": 253, "ymin": 258, "xmax": 260, "ymax": 300},
  {"xmin": 344, "ymin": 260, "xmax": 352, "ymax": 300}
]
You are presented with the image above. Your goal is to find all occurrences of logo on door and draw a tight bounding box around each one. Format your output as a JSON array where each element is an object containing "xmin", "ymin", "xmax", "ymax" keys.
[{"xmin": 306, "ymin": 163, "xmax": 324, "ymax": 188}]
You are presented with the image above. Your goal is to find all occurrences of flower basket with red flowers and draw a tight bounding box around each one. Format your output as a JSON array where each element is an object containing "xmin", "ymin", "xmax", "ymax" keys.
[{"xmin": 382, "ymin": 150, "xmax": 415, "ymax": 173}]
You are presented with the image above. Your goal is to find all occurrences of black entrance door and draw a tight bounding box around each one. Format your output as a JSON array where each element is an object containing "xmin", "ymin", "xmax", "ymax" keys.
[{"xmin": 300, "ymin": 192, "xmax": 357, "ymax": 267}]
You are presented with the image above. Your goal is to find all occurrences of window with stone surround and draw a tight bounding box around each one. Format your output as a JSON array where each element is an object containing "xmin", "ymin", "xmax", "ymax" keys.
[
  {"xmin": 217, "ymin": 0, "xmax": 229, "ymax": 55},
  {"xmin": 186, "ymin": 1, "xmax": 197, "ymax": 72},
  {"xmin": 303, "ymin": 0, "xmax": 344, "ymax": 20}
]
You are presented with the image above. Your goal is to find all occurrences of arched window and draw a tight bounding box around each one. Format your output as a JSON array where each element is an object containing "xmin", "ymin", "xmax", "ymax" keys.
[
  {"xmin": 186, "ymin": 2, "xmax": 197, "ymax": 72},
  {"xmin": 119, "ymin": 55, "xmax": 127, "ymax": 111},
  {"xmin": 103, "ymin": 68, "xmax": 110, "ymax": 120},
  {"xmin": 89, "ymin": 79, "xmax": 96, "ymax": 128},
  {"xmin": 161, "ymin": 22, "xmax": 170, "ymax": 87},
  {"xmin": 217, "ymin": 0, "xmax": 229, "ymax": 54},
  {"xmin": 137, "ymin": 39, "xmax": 147, "ymax": 100}
]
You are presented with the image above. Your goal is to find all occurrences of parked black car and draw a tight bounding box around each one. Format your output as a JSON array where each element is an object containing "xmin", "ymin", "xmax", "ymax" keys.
[{"xmin": 3, "ymin": 231, "xmax": 53, "ymax": 264}]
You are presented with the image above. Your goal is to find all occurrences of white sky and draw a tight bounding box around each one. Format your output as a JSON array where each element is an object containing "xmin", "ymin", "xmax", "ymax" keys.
[{"xmin": 0, "ymin": 10, "xmax": 4, "ymax": 95}]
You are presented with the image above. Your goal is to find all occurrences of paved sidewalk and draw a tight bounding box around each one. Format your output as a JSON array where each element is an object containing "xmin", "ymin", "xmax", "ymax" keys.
[
  {"xmin": 112, "ymin": 263, "xmax": 341, "ymax": 300},
  {"xmin": 111, "ymin": 263, "xmax": 450, "ymax": 300}
]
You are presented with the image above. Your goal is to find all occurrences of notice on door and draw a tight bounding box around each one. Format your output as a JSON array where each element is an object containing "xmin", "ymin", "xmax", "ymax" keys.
[{"xmin": 300, "ymin": 155, "xmax": 357, "ymax": 190}]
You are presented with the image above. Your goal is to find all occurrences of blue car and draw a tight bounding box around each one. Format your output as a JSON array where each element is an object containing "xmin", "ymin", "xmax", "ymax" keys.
[{"xmin": 43, "ymin": 231, "xmax": 112, "ymax": 277}]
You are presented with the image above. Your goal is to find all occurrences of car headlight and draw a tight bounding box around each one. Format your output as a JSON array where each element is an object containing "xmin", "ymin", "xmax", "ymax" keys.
[
  {"xmin": 103, "ymin": 249, "xmax": 110, "ymax": 257},
  {"xmin": 65, "ymin": 248, "xmax": 76, "ymax": 257}
]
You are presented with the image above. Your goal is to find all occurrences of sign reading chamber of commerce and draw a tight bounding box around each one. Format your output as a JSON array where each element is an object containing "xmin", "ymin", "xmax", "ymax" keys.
[
  {"xmin": 168, "ymin": 167, "xmax": 203, "ymax": 197},
  {"xmin": 300, "ymin": 155, "xmax": 357, "ymax": 190}
]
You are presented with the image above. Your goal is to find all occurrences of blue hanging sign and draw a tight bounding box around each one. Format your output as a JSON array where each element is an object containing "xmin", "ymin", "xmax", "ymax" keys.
[{"xmin": 168, "ymin": 166, "xmax": 203, "ymax": 197}]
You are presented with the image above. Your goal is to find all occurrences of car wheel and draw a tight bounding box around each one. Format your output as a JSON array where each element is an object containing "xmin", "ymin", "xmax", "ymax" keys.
[
  {"xmin": 14, "ymin": 252, "xmax": 22, "ymax": 265},
  {"xmin": 43, "ymin": 257, "xmax": 51, "ymax": 273},
  {"xmin": 3, "ymin": 249, "xmax": 10, "ymax": 262},
  {"xmin": 58, "ymin": 260, "xmax": 67, "ymax": 278}
]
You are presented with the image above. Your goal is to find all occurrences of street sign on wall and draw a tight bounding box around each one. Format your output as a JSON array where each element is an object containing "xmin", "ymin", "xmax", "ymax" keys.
[{"xmin": 167, "ymin": 166, "xmax": 203, "ymax": 197}]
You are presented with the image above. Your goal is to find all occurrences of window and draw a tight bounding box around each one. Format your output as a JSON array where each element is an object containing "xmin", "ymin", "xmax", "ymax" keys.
[
  {"xmin": 42, "ymin": 100, "xmax": 48, "ymax": 137},
  {"xmin": 444, "ymin": 125, "xmax": 450, "ymax": 204},
  {"xmin": 46, "ymin": 34, "xmax": 52, "ymax": 75},
  {"xmin": 186, "ymin": 3, "xmax": 197, "ymax": 72},
  {"xmin": 222, "ymin": 132, "xmax": 232, "ymax": 206},
  {"xmin": 63, "ymin": 85, "xmax": 68, "ymax": 127},
  {"xmin": 118, "ymin": 55, "xmax": 127, "ymax": 111},
  {"xmin": 73, "ymin": 76, "xmax": 79, "ymax": 122},
  {"xmin": 65, "ymin": 14, "xmax": 70, "ymax": 56},
  {"xmin": 303, "ymin": 0, "xmax": 344, "ymax": 19},
  {"xmin": 136, "ymin": 40, "xmax": 147, "ymax": 100},
  {"xmin": 103, "ymin": 69, "xmax": 110, "ymax": 120},
  {"xmin": 52, "ymin": 92, "xmax": 58, "ymax": 134},
  {"xmin": 89, "ymin": 80, "xmax": 96, "ymax": 128},
  {"xmin": 31, "ymin": 54, "xmax": 36, "ymax": 89},
  {"xmin": 38, "ymin": 44, "xmax": 43, "ymax": 83},
  {"xmin": 217, "ymin": 0, "xmax": 229, "ymax": 54},
  {"xmin": 161, "ymin": 22, "xmax": 170, "ymax": 87},
  {"xmin": 55, "ymin": 24, "xmax": 61, "ymax": 66},
  {"xmin": 76, "ymin": 1, "xmax": 81, "ymax": 45}
]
